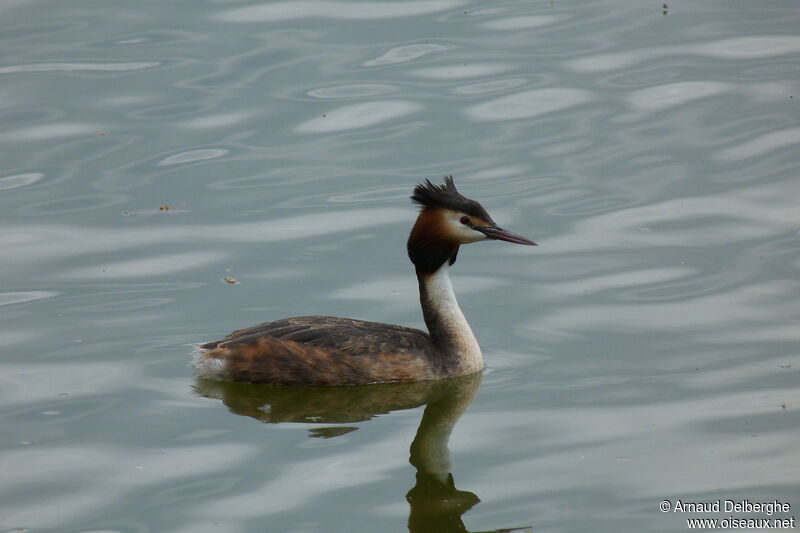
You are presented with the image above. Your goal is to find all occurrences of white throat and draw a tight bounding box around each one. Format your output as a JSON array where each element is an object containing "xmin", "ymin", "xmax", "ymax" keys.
[{"xmin": 419, "ymin": 264, "xmax": 483, "ymax": 373}]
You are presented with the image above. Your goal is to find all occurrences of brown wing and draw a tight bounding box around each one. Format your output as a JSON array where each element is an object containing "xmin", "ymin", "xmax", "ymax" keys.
[
  {"xmin": 196, "ymin": 316, "xmax": 441, "ymax": 385},
  {"xmin": 201, "ymin": 316, "xmax": 434, "ymax": 357}
]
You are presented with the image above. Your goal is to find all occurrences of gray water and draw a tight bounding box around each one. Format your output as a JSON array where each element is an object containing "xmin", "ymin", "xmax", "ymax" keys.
[{"xmin": 1, "ymin": 0, "xmax": 799, "ymax": 532}]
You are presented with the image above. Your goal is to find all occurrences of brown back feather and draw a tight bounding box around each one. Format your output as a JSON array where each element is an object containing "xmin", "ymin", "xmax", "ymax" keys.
[{"xmin": 198, "ymin": 316, "xmax": 445, "ymax": 385}]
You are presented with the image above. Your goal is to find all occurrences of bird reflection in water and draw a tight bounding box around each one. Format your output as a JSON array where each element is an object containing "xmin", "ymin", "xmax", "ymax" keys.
[{"xmin": 193, "ymin": 374, "xmax": 529, "ymax": 533}]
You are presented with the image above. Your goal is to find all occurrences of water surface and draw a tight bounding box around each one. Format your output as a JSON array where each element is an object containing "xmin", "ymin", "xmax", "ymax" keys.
[{"xmin": 1, "ymin": 0, "xmax": 798, "ymax": 532}]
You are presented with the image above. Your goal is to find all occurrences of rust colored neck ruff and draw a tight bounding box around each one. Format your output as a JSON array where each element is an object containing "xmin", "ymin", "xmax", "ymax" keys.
[{"xmin": 417, "ymin": 264, "xmax": 483, "ymax": 375}]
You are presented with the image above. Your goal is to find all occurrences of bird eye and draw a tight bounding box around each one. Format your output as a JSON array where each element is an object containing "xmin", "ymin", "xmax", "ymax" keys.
[{"xmin": 459, "ymin": 216, "xmax": 470, "ymax": 225}]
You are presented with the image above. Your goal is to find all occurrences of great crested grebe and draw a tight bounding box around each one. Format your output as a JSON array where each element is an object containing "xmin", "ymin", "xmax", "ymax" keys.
[{"xmin": 194, "ymin": 176, "xmax": 536, "ymax": 385}]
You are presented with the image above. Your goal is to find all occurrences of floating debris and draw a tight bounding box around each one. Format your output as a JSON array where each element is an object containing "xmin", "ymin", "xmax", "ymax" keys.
[
  {"xmin": 123, "ymin": 207, "xmax": 187, "ymax": 216},
  {"xmin": 223, "ymin": 276, "xmax": 239, "ymax": 284}
]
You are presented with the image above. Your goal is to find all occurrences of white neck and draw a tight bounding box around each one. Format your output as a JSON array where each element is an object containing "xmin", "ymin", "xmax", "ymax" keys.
[{"xmin": 418, "ymin": 264, "xmax": 483, "ymax": 374}]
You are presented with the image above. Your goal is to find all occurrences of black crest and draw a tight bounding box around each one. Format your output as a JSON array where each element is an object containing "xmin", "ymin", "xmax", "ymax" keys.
[{"xmin": 410, "ymin": 176, "xmax": 494, "ymax": 223}]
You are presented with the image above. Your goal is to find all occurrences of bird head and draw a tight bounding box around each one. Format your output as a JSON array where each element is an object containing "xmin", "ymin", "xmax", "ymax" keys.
[{"xmin": 407, "ymin": 176, "xmax": 536, "ymax": 274}]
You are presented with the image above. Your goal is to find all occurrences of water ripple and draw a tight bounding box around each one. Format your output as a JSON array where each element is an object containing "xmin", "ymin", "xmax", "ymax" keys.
[
  {"xmin": 481, "ymin": 15, "xmax": 564, "ymax": 30},
  {"xmin": 0, "ymin": 61, "xmax": 159, "ymax": 74},
  {"xmin": 0, "ymin": 21, "xmax": 89, "ymax": 43},
  {"xmin": 0, "ymin": 122, "xmax": 102, "ymax": 142},
  {"xmin": 157, "ymin": 148, "xmax": 229, "ymax": 166},
  {"xmin": 0, "ymin": 291, "xmax": 59, "ymax": 306},
  {"xmin": 59, "ymin": 251, "xmax": 228, "ymax": 280},
  {"xmin": 16, "ymin": 193, "xmax": 128, "ymax": 216},
  {"xmin": 130, "ymin": 102, "xmax": 212, "ymax": 120},
  {"xmin": 711, "ymin": 127, "xmax": 800, "ymax": 163},
  {"xmin": 529, "ymin": 280, "xmax": 796, "ymax": 336},
  {"xmin": 541, "ymin": 181, "xmax": 798, "ymax": 253},
  {"xmin": 410, "ymin": 63, "xmax": 515, "ymax": 79},
  {"xmin": 0, "ymin": 172, "xmax": 43, "ymax": 190},
  {"xmin": 465, "ymin": 88, "xmax": 593, "ymax": 121},
  {"xmin": 451, "ymin": 77, "xmax": 528, "ymax": 95},
  {"xmin": 0, "ymin": 208, "xmax": 409, "ymax": 272},
  {"xmin": 75, "ymin": 297, "xmax": 175, "ymax": 313},
  {"xmin": 565, "ymin": 35, "xmax": 800, "ymax": 73},
  {"xmin": 364, "ymin": 43, "xmax": 448, "ymax": 67},
  {"xmin": 626, "ymin": 81, "xmax": 729, "ymax": 112},
  {"xmin": 307, "ymin": 84, "xmax": 397, "ymax": 98},
  {"xmin": 540, "ymin": 267, "xmax": 695, "ymax": 298},
  {"xmin": 295, "ymin": 101, "xmax": 422, "ymax": 133},
  {"xmin": 179, "ymin": 111, "xmax": 258, "ymax": 130},
  {"xmin": 216, "ymin": 1, "xmax": 466, "ymax": 22}
]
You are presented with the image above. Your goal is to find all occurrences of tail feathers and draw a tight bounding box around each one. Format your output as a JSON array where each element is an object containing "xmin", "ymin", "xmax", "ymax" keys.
[{"xmin": 192, "ymin": 345, "xmax": 229, "ymax": 380}]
